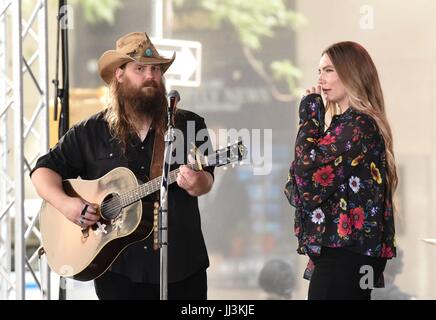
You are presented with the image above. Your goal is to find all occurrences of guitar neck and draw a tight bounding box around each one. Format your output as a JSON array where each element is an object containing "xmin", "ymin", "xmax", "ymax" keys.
[
  {"xmin": 119, "ymin": 141, "xmax": 245, "ymax": 207},
  {"xmin": 120, "ymin": 165, "xmax": 192, "ymax": 208}
]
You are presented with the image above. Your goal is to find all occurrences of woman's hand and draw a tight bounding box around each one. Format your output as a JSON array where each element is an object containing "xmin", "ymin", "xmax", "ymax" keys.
[
  {"xmin": 299, "ymin": 85, "xmax": 325, "ymax": 124},
  {"xmin": 305, "ymin": 85, "xmax": 321, "ymax": 95}
]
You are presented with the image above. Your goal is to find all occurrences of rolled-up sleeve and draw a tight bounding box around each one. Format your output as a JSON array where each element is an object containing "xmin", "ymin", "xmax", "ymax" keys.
[{"xmin": 30, "ymin": 126, "xmax": 84, "ymax": 180}]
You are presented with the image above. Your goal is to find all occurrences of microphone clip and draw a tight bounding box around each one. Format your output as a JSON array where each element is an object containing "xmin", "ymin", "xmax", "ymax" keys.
[{"xmin": 167, "ymin": 90, "xmax": 180, "ymax": 128}]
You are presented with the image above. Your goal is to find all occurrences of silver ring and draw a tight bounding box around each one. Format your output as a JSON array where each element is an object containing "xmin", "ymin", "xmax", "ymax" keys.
[
  {"xmin": 79, "ymin": 217, "xmax": 84, "ymax": 225},
  {"xmin": 81, "ymin": 204, "xmax": 88, "ymax": 217}
]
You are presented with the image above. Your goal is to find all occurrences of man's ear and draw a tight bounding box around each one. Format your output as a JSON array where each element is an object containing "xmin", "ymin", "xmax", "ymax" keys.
[{"xmin": 115, "ymin": 67, "xmax": 124, "ymax": 83}]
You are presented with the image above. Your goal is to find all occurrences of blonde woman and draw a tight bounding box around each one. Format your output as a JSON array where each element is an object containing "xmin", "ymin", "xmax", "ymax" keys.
[{"xmin": 285, "ymin": 41, "xmax": 397, "ymax": 300}]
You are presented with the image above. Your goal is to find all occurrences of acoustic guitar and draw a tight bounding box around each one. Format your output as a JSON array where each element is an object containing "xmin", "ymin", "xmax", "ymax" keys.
[{"xmin": 39, "ymin": 141, "xmax": 247, "ymax": 281}]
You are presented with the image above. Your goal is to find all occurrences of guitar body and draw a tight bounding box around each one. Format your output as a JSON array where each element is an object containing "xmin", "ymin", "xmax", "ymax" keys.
[{"xmin": 39, "ymin": 167, "xmax": 153, "ymax": 281}]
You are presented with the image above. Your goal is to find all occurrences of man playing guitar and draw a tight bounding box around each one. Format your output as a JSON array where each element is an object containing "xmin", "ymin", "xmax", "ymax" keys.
[{"xmin": 31, "ymin": 31, "xmax": 214, "ymax": 300}]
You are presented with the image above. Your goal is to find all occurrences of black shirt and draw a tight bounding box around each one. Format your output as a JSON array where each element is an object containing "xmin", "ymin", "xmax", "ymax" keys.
[{"xmin": 31, "ymin": 108, "xmax": 214, "ymax": 284}]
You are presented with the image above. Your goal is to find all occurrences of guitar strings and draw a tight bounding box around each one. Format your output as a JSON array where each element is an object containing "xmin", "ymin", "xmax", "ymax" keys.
[
  {"xmin": 99, "ymin": 168, "xmax": 181, "ymax": 216},
  {"xmin": 98, "ymin": 147, "xmax": 237, "ymax": 215}
]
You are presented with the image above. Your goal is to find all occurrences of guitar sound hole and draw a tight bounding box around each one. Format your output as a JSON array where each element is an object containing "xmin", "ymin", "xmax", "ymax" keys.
[{"xmin": 101, "ymin": 193, "xmax": 122, "ymax": 220}]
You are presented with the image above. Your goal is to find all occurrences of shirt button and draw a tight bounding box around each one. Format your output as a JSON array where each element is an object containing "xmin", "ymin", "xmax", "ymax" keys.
[
  {"xmin": 140, "ymin": 166, "xmax": 145, "ymax": 170},
  {"xmin": 109, "ymin": 153, "xmax": 113, "ymax": 157},
  {"xmin": 143, "ymin": 246, "xmax": 147, "ymax": 250},
  {"xmin": 140, "ymin": 146, "xmax": 145, "ymax": 150}
]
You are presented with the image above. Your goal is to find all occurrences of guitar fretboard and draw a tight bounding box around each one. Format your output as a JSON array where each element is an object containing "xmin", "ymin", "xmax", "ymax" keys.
[
  {"xmin": 119, "ymin": 164, "xmax": 195, "ymax": 208},
  {"xmin": 116, "ymin": 141, "xmax": 244, "ymax": 208}
]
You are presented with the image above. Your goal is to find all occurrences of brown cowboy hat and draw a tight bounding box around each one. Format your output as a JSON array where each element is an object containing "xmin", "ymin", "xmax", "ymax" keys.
[{"xmin": 98, "ymin": 31, "xmax": 175, "ymax": 84}]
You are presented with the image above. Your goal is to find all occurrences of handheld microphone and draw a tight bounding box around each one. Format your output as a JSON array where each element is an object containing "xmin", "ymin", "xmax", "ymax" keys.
[{"xmin": 167, "ymin": 90, "xmax": 180, "ymax": 126}]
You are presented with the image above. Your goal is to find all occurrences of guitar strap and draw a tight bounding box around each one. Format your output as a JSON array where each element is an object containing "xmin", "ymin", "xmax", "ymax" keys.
[
  {"xmin": 149, "ymin": 128, "xmax": 165, "ymax": 250},
  {"xmin": 150, "ymin": 129, "xmax": 165, "ymax": 181}
]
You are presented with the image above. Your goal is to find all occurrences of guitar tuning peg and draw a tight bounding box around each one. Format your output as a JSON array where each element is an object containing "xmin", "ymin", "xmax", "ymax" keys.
[
  {"xmin": 239, "ymin": 161, "xmax": 244, "ymax": 165},
  {"xmin": 231, "ymin": 163, "xmax": 236, "ymax": 168},
  {"xmin": 223, "ymin": 166, "xmax": 228, "ymax": 171}
]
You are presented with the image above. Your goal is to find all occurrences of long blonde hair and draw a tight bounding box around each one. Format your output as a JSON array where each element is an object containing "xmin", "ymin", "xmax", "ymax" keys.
[{"xmin": 323, "ymin": 41, "xmax": 398, "ymax": 199}]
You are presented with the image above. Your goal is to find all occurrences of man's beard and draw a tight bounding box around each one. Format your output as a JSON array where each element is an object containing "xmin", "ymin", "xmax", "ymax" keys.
[{"xmin": 117, "ymin": 77, "xmax": 167, "ymax": 118}]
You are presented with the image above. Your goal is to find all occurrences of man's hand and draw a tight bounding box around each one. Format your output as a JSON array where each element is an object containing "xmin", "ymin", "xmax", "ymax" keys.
[
  {"xmin": 61, "ymin": 197, "xmax": 100, "ymax": 228},
  {"xmin": 176, "ymin": 165, "xmax": 214, "ymax": 197},
  {"xmin": 31, "ymin": 167, "xmax": 100, "ymax": 228}
]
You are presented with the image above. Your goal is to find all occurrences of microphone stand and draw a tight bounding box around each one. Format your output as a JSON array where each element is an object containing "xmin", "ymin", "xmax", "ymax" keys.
[
  {"xmin": 53, "ymin": 0, "xmax": 70, "ymax": 138},
  {"xmin": 159, "ymin": 103, "xmax": 175, "ymax": 300},
  {"xmin": 52, "ymin": 0, "xmax": 70, "ymax": 301}
]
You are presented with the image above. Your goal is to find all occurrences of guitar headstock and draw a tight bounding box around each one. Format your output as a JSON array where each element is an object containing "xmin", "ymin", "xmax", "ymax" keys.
[
  {"xmin": 209, "ymin": 140, "xmax": 247, "ymax": 168},
  {"xmin": 188, "ymin": 140, "xmax": 247, "ymax": 171}
]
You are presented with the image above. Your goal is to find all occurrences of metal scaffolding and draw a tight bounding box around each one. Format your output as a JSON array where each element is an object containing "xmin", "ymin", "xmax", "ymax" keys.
[{"xmin": 0, "ymin": 0, "xmax": 50, "ymax": 299}]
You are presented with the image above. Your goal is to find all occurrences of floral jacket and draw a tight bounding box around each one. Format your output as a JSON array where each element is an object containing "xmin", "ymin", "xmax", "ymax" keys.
[{"xmin": 284, "ymin": 94, "xmax": 396, "ymax": 283}]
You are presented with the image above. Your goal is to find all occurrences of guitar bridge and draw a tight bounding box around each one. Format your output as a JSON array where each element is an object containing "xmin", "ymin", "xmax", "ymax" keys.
[{"xmin": 81, "ymin": 227, "xmax": 89, "ymax": 239}]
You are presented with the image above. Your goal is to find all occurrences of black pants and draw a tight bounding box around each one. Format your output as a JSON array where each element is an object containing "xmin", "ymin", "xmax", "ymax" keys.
[
  {"xmin": 308, "ymin": 247, "xmax": 387, "ymax": 300},
  {"xmin": 94, "ymin": 269, "xmax": 207, "ymax": 300}
]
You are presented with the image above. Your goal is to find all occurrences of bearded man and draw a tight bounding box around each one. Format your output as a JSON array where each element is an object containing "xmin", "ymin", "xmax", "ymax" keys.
[{"xmin": 31, "ymin": 32, "xmax": 214, "ymax": 300}]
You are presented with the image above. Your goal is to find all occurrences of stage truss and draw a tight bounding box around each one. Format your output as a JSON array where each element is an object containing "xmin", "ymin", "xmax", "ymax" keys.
[{"xmin": 0, "ymin": 0, "xmax": 50, "ymax": 300}]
